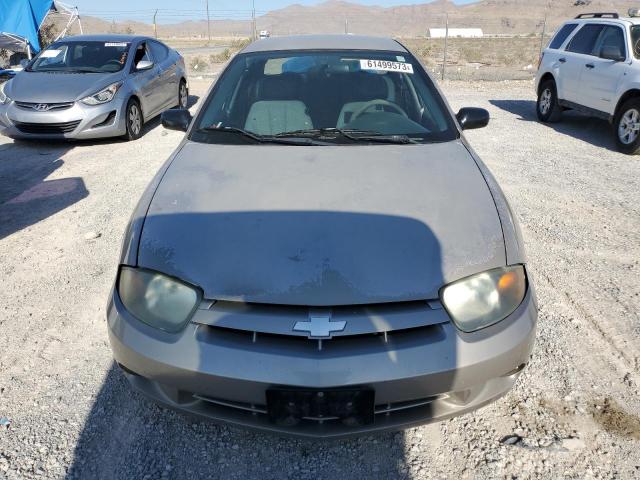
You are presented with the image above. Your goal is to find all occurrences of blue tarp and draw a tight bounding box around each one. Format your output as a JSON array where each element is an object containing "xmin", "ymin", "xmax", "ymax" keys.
[{"xmin": 0, "ymin": 0, "xmax": 54, "ymax": 53}]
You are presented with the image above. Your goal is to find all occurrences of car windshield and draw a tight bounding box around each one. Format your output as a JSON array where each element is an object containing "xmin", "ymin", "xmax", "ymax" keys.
[
  {"xmin": 192, "ymin": 50, "xmax": 457, "ymax": 145},
  {"xmin": 28, "ymin": 41, "xmax": 131, "ymax": 73}
]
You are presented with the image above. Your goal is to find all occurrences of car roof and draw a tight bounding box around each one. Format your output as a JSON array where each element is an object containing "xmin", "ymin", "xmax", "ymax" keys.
[
  {"xmin": 567, "ymin": 16, "xmax": 640, "ymax": 26},
  {"xmin": 241, "ymin": 35, "xmax": 407, "ymax": 54},
  {"xmin": 53, "ymin": 34, "xmax": 153, "ymax": 43}
]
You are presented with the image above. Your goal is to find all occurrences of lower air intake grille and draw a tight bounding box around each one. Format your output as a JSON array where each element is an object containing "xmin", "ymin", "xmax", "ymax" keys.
[{"xmin": 14, "ymin": 120, "xmax": 81, "ymax": 134}]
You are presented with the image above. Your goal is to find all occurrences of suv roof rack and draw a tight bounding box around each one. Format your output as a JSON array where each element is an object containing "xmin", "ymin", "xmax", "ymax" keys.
[{"xmin": 574, "ymin": 12, "xmax": 619, "ymax": 19}]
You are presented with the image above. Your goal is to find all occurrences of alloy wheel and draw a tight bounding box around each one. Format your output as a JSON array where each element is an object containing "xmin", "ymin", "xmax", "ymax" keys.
[
  {"xmin": 129, "ymin": 104, "xmax": 141, "ymax": 136},
  {"xmin": 618, "ymin": 108, "xmax": 640, "ymax": 145},
  {"xmin": 179, "ymin": 83, "xmax": 188, "ymax": 109},
  {"xmin": 539, "ymin": 88, "xmax": 552, "ymax": 115}
]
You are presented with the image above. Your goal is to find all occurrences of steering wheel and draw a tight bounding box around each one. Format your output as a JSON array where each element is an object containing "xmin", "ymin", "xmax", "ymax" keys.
[
  {"xmin": 104, "ymin": 59, "xmax": 123, "ymax": 68},
  {"xmin": 351, "ymin": 99, "xmax": 408, "ymax": 122}
]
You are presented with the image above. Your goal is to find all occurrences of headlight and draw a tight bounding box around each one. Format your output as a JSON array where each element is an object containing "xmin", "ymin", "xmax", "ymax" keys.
[
  {"xmin": 118, "ymin": 267, "xmax": 201, "ymax": 333},
  {"xmin": 80, "ymin": 82, "xmax": 122, "ymax": 105},
  {"xmin": 440, "ymin": 265, "xmax": 527, "ymax": 333},
  {"xmin": 0, "ymin": 82, "xmax": 11, "ymax": 104}
]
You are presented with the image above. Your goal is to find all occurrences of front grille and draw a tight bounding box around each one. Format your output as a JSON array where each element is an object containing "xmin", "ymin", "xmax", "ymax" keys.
[
  {"xmin": 198, "ymin": 323, "xmax": 446, "ymax": 354},
  {"xmin": 193, "ymin": 393, "xmax": 444, "ymax": 424},
  {"xmin": 15, "ymin": 101, "xmax": 74, "ymax": 111},
  {"xmin": 13, "ymin": 120, "xmax": 81, "ymax": 134}
]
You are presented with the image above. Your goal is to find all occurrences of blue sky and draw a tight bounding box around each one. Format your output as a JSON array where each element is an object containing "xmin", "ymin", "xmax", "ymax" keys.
[{"xmin": 73, "ymin": 0, "xmax": 479, "ymax": 22}]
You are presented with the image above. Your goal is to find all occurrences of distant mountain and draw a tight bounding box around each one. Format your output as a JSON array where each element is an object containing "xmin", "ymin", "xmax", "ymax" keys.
[{"xmin": 52, "ymin": 0, "xmax": 640, "ymax": 38}]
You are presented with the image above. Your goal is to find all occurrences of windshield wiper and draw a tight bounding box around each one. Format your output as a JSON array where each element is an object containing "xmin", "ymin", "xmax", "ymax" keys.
[
  {"xmin": 275, "ymin": 128, "xmax": 378, "ymax": 139},
  {"xmin": 29, "ymin": 68, "xmax": 98, "ymax": 74},
  {"xmin": 196, "ymin": 126, "xmax": 323, "ymax": 145},
  {"xmin": 275, "ymin": 128, "xmax": 419, "ymax": 144}
]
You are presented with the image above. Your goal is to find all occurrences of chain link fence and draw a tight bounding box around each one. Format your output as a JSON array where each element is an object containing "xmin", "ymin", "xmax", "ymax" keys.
[
  {"xmin": 172, "ymin": 13, "xmax": 560, "ymax": 81},
  {"xmin": 2, "ymin": 10, "xmax": 565, "ymax": 81},
  {"xmin": 395, "ymin": 14, "xmax": 555, "ymax": 81}
]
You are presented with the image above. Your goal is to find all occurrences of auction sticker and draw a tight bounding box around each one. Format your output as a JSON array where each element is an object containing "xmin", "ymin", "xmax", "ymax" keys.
[
  {"xmin": 105, "ymin": 42, "xmax": 129, "ymax": 47},
  {"xmin": 40, "ymin": 49, "xmax": 62, "ymax": 58},
  {"xmin": 360, "ymin": 59, "xmax": 414, "ymax": 74}
]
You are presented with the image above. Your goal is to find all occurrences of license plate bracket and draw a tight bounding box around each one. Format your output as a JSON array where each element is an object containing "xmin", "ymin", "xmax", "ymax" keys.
[{"xmin": 266, "ymin": 388, "xmax": 375, "ymax": 427}]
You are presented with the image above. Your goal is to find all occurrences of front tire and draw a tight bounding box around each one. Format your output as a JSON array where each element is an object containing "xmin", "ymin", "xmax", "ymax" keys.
[
  {"xmin": 615, "ymin": 98, "xmax": 640, "ymax": 155},
  {"xmin": 178, "ymin": 80, "xmax": 188, "ymax": 109},
  {"xmin": 537, "ymin": 80, "xmax": 562, "ymax": 123},
  {"xmin": 124, "ymin": 99, "xmax": 143, "ymax": 141}
]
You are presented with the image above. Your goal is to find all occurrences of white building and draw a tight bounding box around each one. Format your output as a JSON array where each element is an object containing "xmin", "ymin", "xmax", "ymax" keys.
[{"xmin": 428, "ymin": 28, "xmax": 484, "ymax": 38}]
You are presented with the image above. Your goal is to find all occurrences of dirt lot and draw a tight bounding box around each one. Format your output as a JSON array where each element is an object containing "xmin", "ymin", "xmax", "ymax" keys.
[{"xmin": 0, "ymin": 79, "xmax": 639, "ymax": 479}]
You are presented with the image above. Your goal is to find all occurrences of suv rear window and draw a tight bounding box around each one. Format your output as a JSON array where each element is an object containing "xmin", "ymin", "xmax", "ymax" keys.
[
  {"xmin": 549, "ymin": 23, "xmax": 578, "ymax": 49},
  {"xmin": 566, "ymin": 24, "xmax": 605, "ymax": 55},
  {"xmin": 631, "ymin": 25, "xmax": 640, "ymax": 58}
]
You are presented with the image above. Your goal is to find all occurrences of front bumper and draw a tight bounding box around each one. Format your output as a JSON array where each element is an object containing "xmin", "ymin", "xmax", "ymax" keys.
[
  {"xmin": 0, "ymin": 97, "xmax": 127, "ymax": 140},
  {"xmin": 107, "ymin": 289, "xmax": 537, "ymax": 439}
]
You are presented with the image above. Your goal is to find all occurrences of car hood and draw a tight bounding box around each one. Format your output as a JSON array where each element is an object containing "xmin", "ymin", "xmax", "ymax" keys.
[
  {"xmin": 137, "ymin": 141, "xmax": 506, "ymax": 306},
  {"xmin": 6, "ymin": 71, "xmax": 123, "ymax": 103}
]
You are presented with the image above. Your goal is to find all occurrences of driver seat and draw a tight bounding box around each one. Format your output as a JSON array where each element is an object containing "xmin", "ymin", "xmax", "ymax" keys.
[{"xmin": 336, "ymin": 72, "xmax": 394, "ymax": 128}]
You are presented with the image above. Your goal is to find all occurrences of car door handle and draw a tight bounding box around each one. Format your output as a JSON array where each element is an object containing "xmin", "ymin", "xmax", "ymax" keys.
[
  {"xmin": 586, "ymin": 63, "xmax": 595, "ymax": 69},
  {"xmin": 559, "ymin": 58, "xmax": 566, "ymax": 63}
]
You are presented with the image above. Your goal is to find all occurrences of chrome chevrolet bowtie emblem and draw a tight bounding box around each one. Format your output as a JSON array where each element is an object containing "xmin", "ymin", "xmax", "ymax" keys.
[
  {"xmin": 294, "ymin": 309, "xmax": 345, "ymax": 339},
  {"xmin": 34, "ymin": 104, "xmax": 50, "ymax": 111}
]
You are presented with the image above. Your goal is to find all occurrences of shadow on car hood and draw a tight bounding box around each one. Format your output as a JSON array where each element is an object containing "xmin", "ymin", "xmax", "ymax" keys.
[
  {"xmin": 137, "ymin": 141, "xmax": 506, "ymax": 306},
  {"xmin": 6, "ymin": 71, "xmax": 122, "ymax": 103}
]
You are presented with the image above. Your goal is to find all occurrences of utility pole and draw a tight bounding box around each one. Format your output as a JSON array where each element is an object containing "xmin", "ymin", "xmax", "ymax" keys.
[
  {"xmin": 206, "ymin": 0, "xmax": 211, "ymax": 43},
  {"xmin": 539, "ymin": 15, "xmax": 547, "ymax": 57},
  {"xmin": 251, "ymin": 0, "xmax": 256, "ymax": 40},
  {"xmin": 441, "ymin": 12, "xmax": 448, "ymax": 81},
  {"xmin": 153, "ymin": 9, "xmax": 158, "ymax": 38}
]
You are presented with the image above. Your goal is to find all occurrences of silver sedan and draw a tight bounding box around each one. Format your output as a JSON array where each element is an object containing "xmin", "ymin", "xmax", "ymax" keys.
[
  {"xmin": 0, "ymin": 34, "xmax": 188, "ymax": 141},
  {"xmin": 108, "ymin": 35, "xmax": 537, "ymax": 438}
]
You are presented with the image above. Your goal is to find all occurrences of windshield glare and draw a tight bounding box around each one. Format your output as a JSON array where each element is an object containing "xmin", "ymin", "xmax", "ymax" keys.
[
  {"xmin": 29, "ymin": 41, "xmax": 130, "ymax": 73},
  {"xmin": 193, "ymin": 50, "xmax": 457, "ymax": 144}
]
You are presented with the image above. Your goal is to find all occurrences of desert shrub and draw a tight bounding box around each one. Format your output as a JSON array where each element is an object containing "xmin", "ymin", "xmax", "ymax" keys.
[
  {"xmin": 209, "ymin": 49, "xmax": 232, "ymax": 64},
  {"xmin": 230, "ymin": 37, "xmax": 250, "ymax": 49},
  {"xmin": 190, "ymin": 56, "xmax": 209, "ymax": 71}
]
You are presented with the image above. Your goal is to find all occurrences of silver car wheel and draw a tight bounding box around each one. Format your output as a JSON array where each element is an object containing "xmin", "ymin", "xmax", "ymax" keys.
[
  {"xmin": 618, "ymin": 108, "xmax": 640, "ymax": 145},
  {"xmin": 129, "ymin": 104, "xmax": 141, "ymax": 135},
  {"xmin": 539, "ymin": 88, "xmax": 552, "ymax": 115},
  {"xmin": 179, "ymin": 83, "xmax": 188, "ymax": 109}
]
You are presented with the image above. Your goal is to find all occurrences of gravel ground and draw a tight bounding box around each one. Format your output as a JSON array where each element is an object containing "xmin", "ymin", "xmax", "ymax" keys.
[{"xmin": 0, "ymin": 79, "xmax": 639, "ymax": 479}]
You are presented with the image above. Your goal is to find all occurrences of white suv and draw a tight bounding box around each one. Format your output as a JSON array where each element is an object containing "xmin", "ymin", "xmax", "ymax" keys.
[{"xmin": 536, "ymin": 12, "xmax": 640, "ymax": 154}]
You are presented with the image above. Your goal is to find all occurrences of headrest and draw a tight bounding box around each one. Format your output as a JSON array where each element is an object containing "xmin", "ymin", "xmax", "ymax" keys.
[
  {"xmin": 255, "ymin": 73, "xmax": 302, "ymax": 100},
  {"xmin": 350, "ymin": 72, "xmax": 388, "ymax": 99}
]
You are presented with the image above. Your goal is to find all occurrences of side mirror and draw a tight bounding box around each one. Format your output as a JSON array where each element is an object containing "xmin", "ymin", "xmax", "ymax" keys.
[
  {"xmin": 456, "ymin": 107, "xmax": 490, "ymax": 130},
  {"xmin": 162, "ymin": 109, "xmax": 192, "ymax": 132},
  {"xmin": 600, "ymin": 45, "xmax": 625, "ymax": 62},
  {"xmin": 136, "ymin": 60, "xmax": 154, "ymax": 71}
]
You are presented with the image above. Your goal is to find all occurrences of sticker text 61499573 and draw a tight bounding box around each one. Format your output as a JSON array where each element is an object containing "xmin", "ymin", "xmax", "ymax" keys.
[{"xmin": 360, "ymin": 59, "xmax": 414, "ymax": 74}]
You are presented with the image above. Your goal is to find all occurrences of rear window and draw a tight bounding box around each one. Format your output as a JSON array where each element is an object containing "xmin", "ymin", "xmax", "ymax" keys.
[
  {"xmin": 566, "ymin": 24, "xmax": 605, "ymax": 55},
  {"xmin": 549, "ymin": 23, "xmax": 579, "ymax": 49}
]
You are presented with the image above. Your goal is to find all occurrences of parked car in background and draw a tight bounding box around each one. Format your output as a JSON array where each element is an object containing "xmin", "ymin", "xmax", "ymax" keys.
[
  {"xmin": 0, "ymin": 34, "xmax": 188, "ymax": 141},
  {"xmin": 108, "ymin": 35, "xmax": 537, "ymax": 438},
  {"xmin": 536, "ymin": 11, "xmax": 640, "ymax": 154},
  {"xmin": 0, "ymin": 69, "xmax": 15, "ymax": 84}
]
